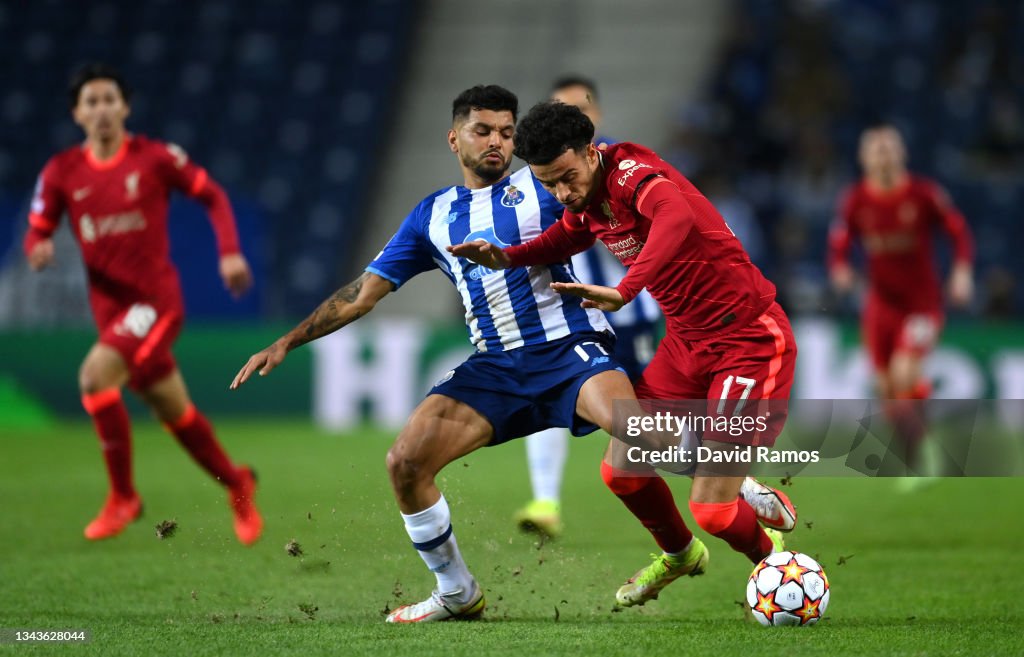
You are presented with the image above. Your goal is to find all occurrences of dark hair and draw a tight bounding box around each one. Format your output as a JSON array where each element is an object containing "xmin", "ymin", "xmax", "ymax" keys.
[
  {"xmin": 514, "ymin": 101, "xmax": 594, "ymax": 165},
  {"xmin": 551, "ymin": 74, "xmax": 599, "ymax": 102},
  {"xmin": 68, "ymin": 63, "xmax": 131, "ymax": 108},
  {"xmin": 451, "ymin": 85, "xmax": 518, "ymax": 123}
]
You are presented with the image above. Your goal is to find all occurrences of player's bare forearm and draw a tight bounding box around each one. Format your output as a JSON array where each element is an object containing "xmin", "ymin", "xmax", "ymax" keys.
[
  {"xmin": 230, "ymin": 272, "xmax": 390, "ymax": 389},
  {"xmin": 288, "ymin": 272, "xmax": 388, "ymax": 347}
]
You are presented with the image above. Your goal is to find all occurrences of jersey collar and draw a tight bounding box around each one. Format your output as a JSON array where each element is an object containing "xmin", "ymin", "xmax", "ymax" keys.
[{"xmin": 83, "ymin": 134, "xmax": 131, "ymax": 171}]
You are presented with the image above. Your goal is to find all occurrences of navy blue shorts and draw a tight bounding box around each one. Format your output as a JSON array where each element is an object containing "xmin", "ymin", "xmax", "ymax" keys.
[{"xmin": 429, "ymin": 331, "xmax": 625, "ymax": 445}]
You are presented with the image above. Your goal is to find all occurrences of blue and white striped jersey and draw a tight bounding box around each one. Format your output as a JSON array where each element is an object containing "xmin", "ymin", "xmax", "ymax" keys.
[
  {"xmin": 570, "ymin": 246, "xmax": 662, "ymax": 328},
  {"xmin": 367, "ymin": 167, "xmax": 610, "ymax": 352}
]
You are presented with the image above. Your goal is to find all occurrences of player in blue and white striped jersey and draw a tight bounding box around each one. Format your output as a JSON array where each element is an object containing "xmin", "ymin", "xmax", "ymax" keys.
[
  {"xmin": 366, "ymin": 164, "xmax": 610, "ymax": 352},
  {"xmin": 515, "ymin": 77, "xmax": 664, "ymax": 539},
  {"xmin": 232, "ymin": 85, "xmax": 652, "ymax": 623}
]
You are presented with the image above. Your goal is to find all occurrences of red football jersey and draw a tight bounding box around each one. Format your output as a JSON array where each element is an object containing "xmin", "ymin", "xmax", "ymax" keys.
[
  {"xmin": 25, "ymin": 134, "xmax": 240, "ymax": 326},
  {"xmin": 827, "ymin": 175, "xmax": 973, "ymax": 311},
  {"xmin": 507, "ymin": 143, "xmax": 776, "ymax": 339}
]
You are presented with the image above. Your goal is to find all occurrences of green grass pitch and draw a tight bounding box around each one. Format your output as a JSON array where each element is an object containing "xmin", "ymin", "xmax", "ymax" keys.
[{"xmin": 1, "ymin": 420, "xmax": 1022, "ymax": 656}]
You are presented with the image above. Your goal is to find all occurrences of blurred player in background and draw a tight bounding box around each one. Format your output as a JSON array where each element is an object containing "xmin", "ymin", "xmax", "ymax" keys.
[
  {"xmin": 515, "ymin": 76, "xmax": 661, "ymax": 539},
  {"xmin": 233, "ymin": 85, "xmax": 655, "ymax": 623},
  {"xmin": 23, "ymin": 64, "xmax": 262, "ymax": 544},
  {"xmin": 828, "ymin": 124, "xmax": 974, "ymax": 474},
  {"xmin": 451, "ymin": 101, "xmax": 798, "ymax": 608}
]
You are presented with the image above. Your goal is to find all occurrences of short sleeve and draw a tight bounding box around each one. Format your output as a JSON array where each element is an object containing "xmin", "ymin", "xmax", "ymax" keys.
[
  {"xmin": 366, "ymin": 203, "xmax": 437, "ymax": 289},
  {"xmin": 608, "ymin": 153, "xmax": 667, "ymax": 211}
]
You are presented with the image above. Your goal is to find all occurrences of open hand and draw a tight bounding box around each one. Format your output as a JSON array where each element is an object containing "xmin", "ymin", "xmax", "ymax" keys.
[
  {"xmin": 446, "ymin": 240, "xmax": 511, "ymax": 270},
  {"xmin": 231, "ymin": 340, "xmax": 287, "ymax": 389}
]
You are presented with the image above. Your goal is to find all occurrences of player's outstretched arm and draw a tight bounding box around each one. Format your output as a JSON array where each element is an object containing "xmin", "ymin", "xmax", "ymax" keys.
[
  {"xmin": 446, "ymin": 240, "xmax": 511, "ymax": 270},
  {"xmin": 230, "ymin": 272, "xmax": 392, "ymax": 389},
  {"xmin": 550, "ymin": 281, "xmax": 624, "ymax": 312}
]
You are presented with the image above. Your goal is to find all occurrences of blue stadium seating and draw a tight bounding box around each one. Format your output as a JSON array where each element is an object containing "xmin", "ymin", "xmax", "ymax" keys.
[{"xmin": 0, "ymin": 0, "xmax": 416, "ymax": 318}]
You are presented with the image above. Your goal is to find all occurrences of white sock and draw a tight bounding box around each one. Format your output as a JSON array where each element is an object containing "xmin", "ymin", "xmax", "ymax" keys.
[
  {"xmin": 525, "ymin": 427, "xmax": 568, "ymax": 503},
  {"xmin": 401, "ymin": 494, "xmax": 474, "ymax": 599}
]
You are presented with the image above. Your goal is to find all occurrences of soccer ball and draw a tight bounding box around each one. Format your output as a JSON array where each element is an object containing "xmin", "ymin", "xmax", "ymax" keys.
[{"xmin": 746, "ymin": 551, "xmax": 830, "ymax": 626}]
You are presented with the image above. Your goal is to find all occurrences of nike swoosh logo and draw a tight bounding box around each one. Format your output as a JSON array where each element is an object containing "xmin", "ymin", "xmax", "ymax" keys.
[{"xmin": 73, "ymin": 187, "xmax": 92, "ymax": 201}]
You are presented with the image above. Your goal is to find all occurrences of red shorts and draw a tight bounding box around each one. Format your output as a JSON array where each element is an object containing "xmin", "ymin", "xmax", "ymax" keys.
[
  {"xmin": 634, "ymin": 302, "xmax": 796, "ymax": 446},
  {"xmin": 98, "ymin": 302, "xmax": 183, "ymax": 391},
  {"xmin": 862, "ymin": 295, "xmax": 942, "ymax": 372}
]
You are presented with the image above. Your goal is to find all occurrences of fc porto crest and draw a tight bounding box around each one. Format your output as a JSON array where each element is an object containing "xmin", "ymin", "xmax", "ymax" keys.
[{"xmin": 500, "ymin": 184, "xmax": 524, "ymax": 207}]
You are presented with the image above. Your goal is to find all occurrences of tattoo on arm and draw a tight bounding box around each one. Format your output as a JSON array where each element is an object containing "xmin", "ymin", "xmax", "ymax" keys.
[
  {"xmin": 296, "ymin": 273, "xmax": 370, "ymax": 343},
  {"xmin": 336, "ymin": 274, "xmax": 365, "ymax": 303}
]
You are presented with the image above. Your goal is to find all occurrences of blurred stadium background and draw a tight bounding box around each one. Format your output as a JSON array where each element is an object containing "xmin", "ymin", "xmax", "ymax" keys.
[
  {"xmin": 2, "ymin": 3, "xmax": 1024, "ymax": 654},
  {"xmin": 1, "ymin": 0, "xmax": 1023, "ymax": 426}
]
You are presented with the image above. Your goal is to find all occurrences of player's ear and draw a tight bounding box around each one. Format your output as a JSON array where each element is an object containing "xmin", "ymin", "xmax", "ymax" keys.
[{"xmin": 447, "ymin": 128, "xmax": 458, "ymax": 154}]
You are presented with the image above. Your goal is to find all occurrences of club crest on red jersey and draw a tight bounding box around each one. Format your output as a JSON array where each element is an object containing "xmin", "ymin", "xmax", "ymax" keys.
[
  {"xmin": 125, "ymin": 171, "xmax": 140, "ymax": 201},
  {"xmin": 601, "ymin": 200, "xmax": 619, "ymax": 228}
]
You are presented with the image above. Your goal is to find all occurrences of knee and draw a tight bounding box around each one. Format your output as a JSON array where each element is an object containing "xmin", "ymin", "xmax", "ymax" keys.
[
  {"xmin": 689, "ymin": 498, "xmax": 738, "ymax": 535},
  {"xmin": 600, "ymin": 460, "xmax": 650, "ymax": 496},
  {"xmin": 79, "ymin": 348, "xmax": 126, "ymax": 395},
  {"xmin": 79, "ymin": 363, "xmax": 111, "ymax": 395},
  {"xmin": 386, "ymin": 435, "xmax": 430, "ymax": 493}
]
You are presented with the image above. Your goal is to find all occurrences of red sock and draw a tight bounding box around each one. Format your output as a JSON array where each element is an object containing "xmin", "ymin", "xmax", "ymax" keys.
[
  {"xmin": 601, "ymin": 461, "xmax": 693, "ymax": 554},
  {"xmin": 82, "ymin": 389, "xmax": 136, "ymax": 499},
  {"xmin": 886, "ymin": 395, "xmax": 927, "ymax": 471},
  {"xmin": 690, "ymin": 498, "xmax": 772, "ymax": 564},
  {"xmin": 168, "ymin": 404, "xmax": 242, "ymax": 487}
]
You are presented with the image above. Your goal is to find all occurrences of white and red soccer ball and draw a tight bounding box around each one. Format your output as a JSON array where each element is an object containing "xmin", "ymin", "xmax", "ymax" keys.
[{"xmin": 747, "ymin": 551, "xmax": 830, "ymax": 626}]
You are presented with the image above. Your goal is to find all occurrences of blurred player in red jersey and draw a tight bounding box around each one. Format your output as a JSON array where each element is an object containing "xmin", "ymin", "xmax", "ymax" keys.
[
  {"xmin": 828, "ymin": 124, "xmax": 974, "ymax": 472},
  {"xmin": 450, "ymin": 101, "xmax": 797, "ymax": 607},
  {"xmin": 23, "ymin": 64, "xmax": 263, "ymax": 544}
]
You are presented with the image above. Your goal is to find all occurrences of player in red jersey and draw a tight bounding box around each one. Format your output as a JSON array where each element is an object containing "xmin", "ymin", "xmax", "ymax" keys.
[
  {"xmin": 828, "ymin": 124, "xmax": 974, "ymax": 472},
  {"xmin": 23, "ymin": 64, "xmax": 263, "ymax": 544},
  {"xmin": 450, "ymin": 101, "xmax": 797, "ymax": 607}
]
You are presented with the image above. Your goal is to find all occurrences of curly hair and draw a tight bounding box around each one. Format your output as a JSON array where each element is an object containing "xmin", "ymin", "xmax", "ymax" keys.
[
  {"xmin": 514, "ymin": 101, "xmax": 594, "ymax": 165},
  {"xmin": 69, "ymin": 63, "xmax": 131, "ymax": 109},
  {"xmin": 452, "ymin": 85, "xmax": 518, "ymax": 123}
]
